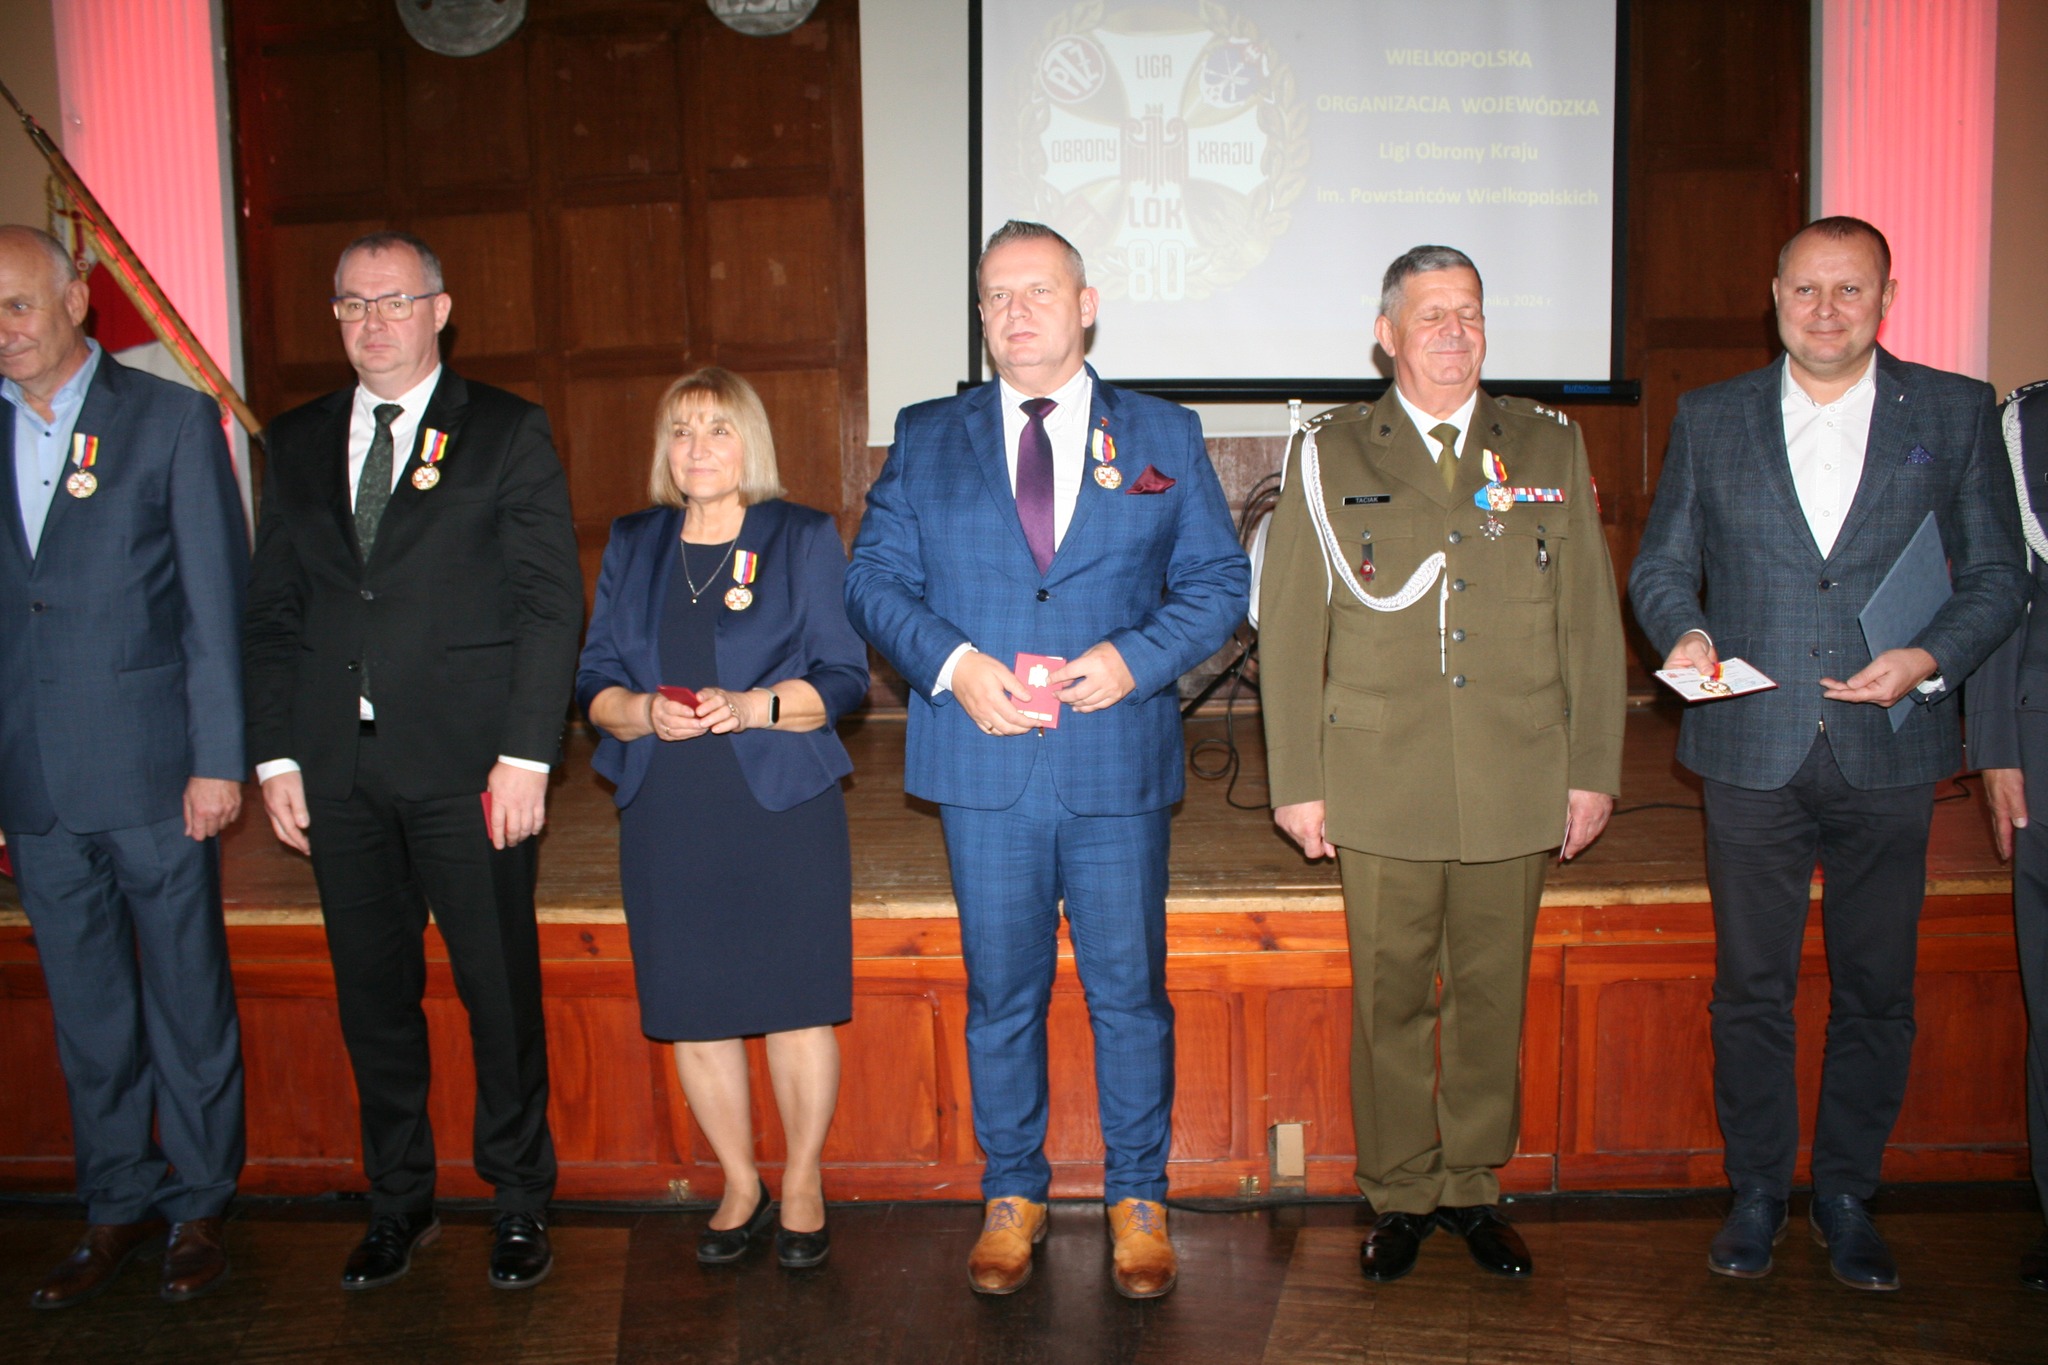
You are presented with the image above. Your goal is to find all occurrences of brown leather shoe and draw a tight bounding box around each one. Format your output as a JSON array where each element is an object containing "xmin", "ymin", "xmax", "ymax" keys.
[
  {"xmin": 30, "ymin": 1220, "xmax": 167, "ymax": 1310},
  {"xmin": 1106, "ymin": 1198, "xmax": 1177, "ymax": 1299},
  {"xmin": 967, "ymin": 1197, "xmax": 1047, "ymax": 1294},
  {"xmin": 161, "ymin": 1217, "xmax": 230, "ymax": 1302}
]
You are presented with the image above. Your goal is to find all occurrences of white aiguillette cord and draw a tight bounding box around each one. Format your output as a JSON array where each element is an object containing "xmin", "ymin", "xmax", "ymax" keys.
[
  {"xmin": 1300, "ymin": 425, "xmax": 1452, "ymax": 673},
  {"xmin": 2006, "ymin": 400, "xmax": 2048, "ymax": 565}
]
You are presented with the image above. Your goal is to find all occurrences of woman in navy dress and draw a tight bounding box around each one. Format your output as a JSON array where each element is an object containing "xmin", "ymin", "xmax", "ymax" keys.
[{"xmin": 577, "ymin": 367, "xmax": 868, "ymax": 1269}]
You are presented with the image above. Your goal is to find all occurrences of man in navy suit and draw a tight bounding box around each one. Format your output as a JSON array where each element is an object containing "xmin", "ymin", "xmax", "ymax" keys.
[
  {"xmin": 0, "ymin": 225, "xmax": 248, "ymax": 1308},
  {"xmin": 846, "ymin": 221, "xmax": 1247, "ymax": 1299},
  {"xmin": 1963, "ymin": 376, "xmax": 2048, "ymax": 1292},
  {"xmin": 1631, "ymin": 217, "xmax": 2026, "ymax": 1291}
]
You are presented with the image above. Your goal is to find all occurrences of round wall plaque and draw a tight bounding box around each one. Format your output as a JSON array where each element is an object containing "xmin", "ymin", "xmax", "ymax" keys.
[
  {"xmin": 397, "ymin": 0, "xmax": 527, "ymax": 57},
  {"xmin": 706, "ymin": 0, "xmax": 821, "ymax": 38}
]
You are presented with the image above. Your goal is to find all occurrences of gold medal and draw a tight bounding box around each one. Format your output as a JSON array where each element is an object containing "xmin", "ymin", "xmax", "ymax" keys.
[
  {"xmin": 724, "ymin": 585, "xmax": 753, "ymax": 611},
  {"xmin": 65, "ymin": 469, "xmax": 97, "ymax": 498},
  {"xmin": 411, "ymin": 465, "xmax": 440, "ymax": 490},
  {"xmin": 1093, "ymin": 464, "xmax": 1122, "ymax": 490}
]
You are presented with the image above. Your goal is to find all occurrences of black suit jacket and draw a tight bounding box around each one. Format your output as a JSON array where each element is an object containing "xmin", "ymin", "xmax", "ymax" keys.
[
  {"xmin": 1965, "ymin": 380, "xmax": 2048, "ymax": 772},
  {"xmin": 243, "ymin": 368, "xmax": 582, "ymax": 801}
]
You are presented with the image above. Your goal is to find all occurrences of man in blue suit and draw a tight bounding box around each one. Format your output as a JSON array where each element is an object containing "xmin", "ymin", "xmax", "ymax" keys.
[
  {"xmin": 0, "ymin": 226, "xmax": 248, "ymax": 1308},
  {"xmin": 846, "ymin": 220, "xmax": 1247, "ymax": 1299},
  {"xmin": 1631, "ymin": 217, "xmax": 2026, "ymax": 1292}
]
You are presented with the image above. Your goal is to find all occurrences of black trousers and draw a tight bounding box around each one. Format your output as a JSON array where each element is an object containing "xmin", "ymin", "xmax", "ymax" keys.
[
  {"xmin": 2008, "ymin": 711, "xmax": 2048, "ymax": 1219},
  {"xmin": 307, "ymin": 733, "xmax": 556, "ymax": 1216},
  {"xmin": 1702, "ymin": 729, "xmax": 1933, "ymax": 1201}
]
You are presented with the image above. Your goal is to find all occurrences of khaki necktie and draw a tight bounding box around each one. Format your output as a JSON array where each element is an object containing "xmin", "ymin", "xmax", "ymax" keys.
[{"xmin": 1431, "ymin": 422, "xmax": 1461, "ymax": 491}]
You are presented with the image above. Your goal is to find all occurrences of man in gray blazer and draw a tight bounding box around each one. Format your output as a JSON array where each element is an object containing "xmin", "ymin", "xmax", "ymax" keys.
[
  {"xmin": 1631, "ymin": 216, "xmax": 2025, "ymax": 1292},
  {"xmin": 0, "ymin": 226, "xmax": 249, "ymax": 1307},
  {"xmin": 1963, "ymin": 376, "xmax": 2048, "ymax": 1292}
]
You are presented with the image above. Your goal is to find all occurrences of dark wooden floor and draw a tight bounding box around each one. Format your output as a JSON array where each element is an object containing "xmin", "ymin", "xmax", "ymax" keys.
[{"xmin": 2, "ymin": 1190, "xmax": 2042, "ymax": 1363}]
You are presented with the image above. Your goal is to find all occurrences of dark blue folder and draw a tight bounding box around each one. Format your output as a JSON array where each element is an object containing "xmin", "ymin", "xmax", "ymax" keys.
[{"xmin": 1857, "ymin": 511, "xmax": 1952, "ymax": 732}]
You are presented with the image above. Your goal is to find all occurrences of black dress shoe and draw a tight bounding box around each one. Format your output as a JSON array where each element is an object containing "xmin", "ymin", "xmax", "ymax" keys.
[
  {"xmin": 1437, "ymin": 1204, "xmax": 1534, "ymax": 1278},
  {"xmin": 1708, "ymin": 1188, "xmax": 1788, "ymax": 1279},
  {"xmin": 489, "ymin": 1211, "xmax": 552, "ymax": 1290},
  {"xmin": 1808, "ymin": 1194, "xmax": 1898, "ymax": 1291},
  {"xmin": 698, "ymin": 1181, "xmax": 775, "ymax": 1265},
  {"xmin": 1359, "ymin": 1211, "xmax": 1434, "ymax": 1282},
  {"xmin": 776, "ymin": 1217, "xmax": 830, "ymax": 1269},
  {"xmin": 2022, "ymin": 1231, "xmax": 2048, "ymax": 1291},
  {"xmin": 342, "ymin": 1211, "xmax": 440, "ymax": 1290}
]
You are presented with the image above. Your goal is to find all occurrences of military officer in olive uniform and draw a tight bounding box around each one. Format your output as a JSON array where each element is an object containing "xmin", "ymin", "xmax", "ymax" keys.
[{"xmin": 1259, "ymin": 245, "xmax": 1626, "ymax": 1283}]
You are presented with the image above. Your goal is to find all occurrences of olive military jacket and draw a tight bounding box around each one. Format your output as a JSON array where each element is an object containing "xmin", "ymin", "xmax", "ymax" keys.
[{"xmin": 1259, "ymin": 389, "xmax": 1626, "ymax": 862}]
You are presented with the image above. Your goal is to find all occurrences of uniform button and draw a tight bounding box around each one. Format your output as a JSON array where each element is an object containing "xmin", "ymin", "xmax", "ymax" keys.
[
  {"xmin": 1447, "ymin": 530, "xmax": 1463, "ymax": 545},
  {"xmin": 1810, "ymin": 648, "xmax": 1820, "ymax": 658},
  {"xmin": 1451, "ymin": 579, "xmax": 1466, "ymax": 592},
  {"xmin": 1452, "ymin": 674, "xmax": 1467, "ymax": 688},
  {"xmin": 1036, "ymin": 589, "xmax": 1049, "ymax": 602},
  {"xmin": 360, "ymin": 589, "xmax": 375, "ymax": 601},
  {"xmin": 1818, "ymin": 578, "xmax": 1832, "ymax": 590},
  {"xmin": 29, "ymin": 601, "xmax": 46, "ymax": 613},
  {"xmin": 1451, "ymin": 628, "xmax": 1465, "ymax": 642},
  {"xmin": 346, "ymin": 661, "xmax": 360, "ymax": 672}
]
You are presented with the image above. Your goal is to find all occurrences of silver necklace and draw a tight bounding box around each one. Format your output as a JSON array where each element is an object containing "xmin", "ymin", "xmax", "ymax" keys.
[{"xmin": 680, "ymin": 527, "xmax": 742, "ymax": 604}]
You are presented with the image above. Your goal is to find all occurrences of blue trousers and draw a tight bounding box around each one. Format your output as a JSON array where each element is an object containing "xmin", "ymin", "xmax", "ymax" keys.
[
  {"xmin": 939, "ymin": 748, "xmax": 1174, "ymax": 1204},
  {"xmin": 13, "ymin": 815, "xmax": 244, "ymax": 1224}
]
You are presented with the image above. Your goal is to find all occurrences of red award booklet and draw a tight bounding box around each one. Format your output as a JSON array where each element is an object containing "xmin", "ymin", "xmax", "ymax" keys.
[
  {"xmin": 658, "ymin": 685, "xmax": 701, "ymax": 708},
  {"xmin": 1013, "ymin": 653, "xmax": 1066, "ymax": 728}
]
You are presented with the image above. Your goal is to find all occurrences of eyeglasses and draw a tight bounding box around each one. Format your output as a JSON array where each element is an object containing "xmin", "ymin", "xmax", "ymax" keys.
[{"xmin": 330, "ymin": 291, "xmax": 441, "ymax": 323}]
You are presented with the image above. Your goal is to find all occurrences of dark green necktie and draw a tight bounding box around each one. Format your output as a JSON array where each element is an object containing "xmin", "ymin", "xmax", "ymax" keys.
[
  {"xmin": 1431, "ymin": 422, "xmax": 1461, "ymax": 491},
  {"xmin": 355, "ymin": 403, "xmax": 404, "ymax": 561}
]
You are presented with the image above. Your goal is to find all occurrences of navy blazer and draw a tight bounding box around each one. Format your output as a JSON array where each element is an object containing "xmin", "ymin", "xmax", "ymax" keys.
[
  {"xmin": 0, "ymin": 353, "xmax": 249, "ymax": 834},
  {"xmin": 844, "ymin": 367, "xmax": 1248, "ymax": 815},
  {"xmin": 1631, "ymin": 348, "xmax": 2026, "ymax": 791},
  {"xmin": 576, "ymin": 498, "xmax": 868, "ymax": 812}
]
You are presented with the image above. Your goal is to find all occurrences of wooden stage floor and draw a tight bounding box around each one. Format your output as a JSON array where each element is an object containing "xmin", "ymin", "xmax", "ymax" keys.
[
  {"xmin": 0, "ymin": 699, "xmax": 2013, "ymax": 924},
  {"xmin": 2, "ymin": 1189, "xmax": 2042, "ymax": 1363}
]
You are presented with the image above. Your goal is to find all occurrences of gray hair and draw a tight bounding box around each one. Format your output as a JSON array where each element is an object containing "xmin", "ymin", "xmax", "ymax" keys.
[
  {"xmin": 976, "ymin": 219, "xmax": 1086, "ymax": 290},
  {"xmin": 0, "ymin": 225, "xmax": 81, "ymax": 285},
  {"xmin": 1379, "ymin": 245, "xmax": 1481, "ymax": 318},
  {"xmin": 334, "ymin": 230, "xmax": 446, "ymax": 294}
]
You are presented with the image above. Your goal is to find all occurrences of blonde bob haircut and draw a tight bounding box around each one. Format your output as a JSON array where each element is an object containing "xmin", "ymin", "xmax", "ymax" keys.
[{"xmin": 648, "ymin": 367, "xmax": 786, "ymax": 509}]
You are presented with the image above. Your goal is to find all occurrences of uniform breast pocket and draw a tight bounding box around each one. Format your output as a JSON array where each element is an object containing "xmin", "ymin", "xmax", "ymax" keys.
[
  {"xmin": 1336, "ymin": 507, "xmax": 1417, "ymax": 586},
  {"xmin": 1500, "ymin": 522, "xmax": 1567, "ymax": 601}
]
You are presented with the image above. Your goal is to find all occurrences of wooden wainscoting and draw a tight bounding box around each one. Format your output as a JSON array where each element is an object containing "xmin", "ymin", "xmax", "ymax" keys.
[{"xmin": 0, "ymin": 896, "xmax": 2025, "ymax": 1204}]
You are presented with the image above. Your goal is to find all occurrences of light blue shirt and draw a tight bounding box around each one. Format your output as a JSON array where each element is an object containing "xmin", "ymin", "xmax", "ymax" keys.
[{"xmin": 6, "ymin": 340, "xmax": 103, "ymax": 555}]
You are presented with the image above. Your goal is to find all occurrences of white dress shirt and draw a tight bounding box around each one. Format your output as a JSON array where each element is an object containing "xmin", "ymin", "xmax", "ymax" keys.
[
  {"xmin": 256, "ymin": 365, "xmax": 549, "ymax": 780},
  {"xmin": 1782, "ymin": 352, "xmax": 1877, "ymax": 559},
  {"xmin": 934, "ymin": 366, "xmax": 1095, "ymax": 694},
  {"xmin": 1392, "ymin": 385, "xmax": 1479, "ymax": 466}
]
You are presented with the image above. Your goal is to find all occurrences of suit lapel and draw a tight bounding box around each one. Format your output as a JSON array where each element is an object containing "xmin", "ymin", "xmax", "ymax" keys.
[
  {"xmin": 30, "ymin": 354, "xmax": 120, "ymax": 567},
  {"xmin": 0, "ymin": 399, "xmax": 29, "ymax": 569},
  {"xmin": 1372, "ymin": 397, "xmax": 1456, "ymax": 507},
  {"xmin": 1826, "ymin": 349, "xmax": 1907, "ymax": 566},
  {"xmin": 319, "ymin": 391, "xmax": 358, "ymax": 563},
  {"xmin": 964, "ymin": 379, "xmax": 1038, "ymax": 573},
  {"xmin": 1052, "ymin": 371, "xmax": 1116, "ymax": 574},
  {"xmin": 1744, "ymin": 359, "xmax": 1823, "ymax": 560},
  {"xmin": 646, "ymin": 505, "xmax": 681, "ymax": 652}
]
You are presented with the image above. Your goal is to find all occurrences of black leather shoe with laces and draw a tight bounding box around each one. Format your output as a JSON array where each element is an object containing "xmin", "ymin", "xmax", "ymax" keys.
[
  {"xmin": 341, "ymin": 1210, "xmax": 440, "ymax": 1291},
  {"xmin": 489, "ymin": 1211, "xmax": 553, "ymax": 1289}
]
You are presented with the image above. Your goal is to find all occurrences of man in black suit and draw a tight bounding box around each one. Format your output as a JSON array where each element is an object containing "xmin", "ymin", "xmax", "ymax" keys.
[
  {"xmin": 1631, "ymin": 217, "xmax": 2025, "ymax": 1291},
  {"xmin": 1964, "ymin": 376, "xmax": 2048, "ymax": 1292},
  {"xmin": 243, "ymin": 231, "xmax": 582, "ymax": 1290},
  {"xmin": 1, "ymin": 225, "xmax": 247, "ymax": 1308}
]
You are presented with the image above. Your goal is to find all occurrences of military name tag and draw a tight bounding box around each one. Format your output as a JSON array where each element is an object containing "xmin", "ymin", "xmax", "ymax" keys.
[{"xmin": 1343, "ymin": 494, "xmax": 1391, "ymax": 505}]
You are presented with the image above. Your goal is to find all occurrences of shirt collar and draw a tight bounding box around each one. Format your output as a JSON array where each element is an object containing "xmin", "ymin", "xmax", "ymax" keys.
[
  {"xmin": 354, "ymin": 364, "xmax": 443, "ymax": 422},
  {"xmin": 2, "ymin": 339, "xmax": 102, "ymax": 417},
  {"xmin": 1390, "ymin": 383, "xmax": 1479, "ymax": 449},
  {"xmin": 1780, "ymin": 351, "xmax": 1876, "ymax": 408},
  {"xmin": 998, "ymin": 365, "xmax": 1092, "ymax": 423}
]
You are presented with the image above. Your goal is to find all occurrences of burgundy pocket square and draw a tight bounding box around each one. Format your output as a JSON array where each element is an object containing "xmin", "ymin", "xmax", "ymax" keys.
[{"xmin": 1127, "ymin": 465, "xmax": 1176, "ymax": 494}]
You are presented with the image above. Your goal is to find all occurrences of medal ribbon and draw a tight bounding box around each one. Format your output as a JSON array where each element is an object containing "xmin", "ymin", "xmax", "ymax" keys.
[
  {"xmin": 71, "ymin": 433, "xmax": 99, "ymax": 471},
  {"xmin": 1090, "ymin": 428, "xmax": 1117, "ymax": 463},
  {"xmin": 731, "ymin": 550, "xmax": 758, "ymax": 585},
  {"xmin": 418, "ymin": 428, "xmax": 450, "ymax": 466}
]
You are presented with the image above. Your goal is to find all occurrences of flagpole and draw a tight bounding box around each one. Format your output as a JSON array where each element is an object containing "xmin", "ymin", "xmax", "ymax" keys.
[{"xmin": 0, "ymin": 76, "xmax": 264, "ymax": 441}]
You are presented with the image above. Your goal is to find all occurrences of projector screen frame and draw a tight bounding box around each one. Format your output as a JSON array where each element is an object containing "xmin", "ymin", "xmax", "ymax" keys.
[{"xmin": 965, "ymin": 0, "xmax": 1640, "ymax": 407}]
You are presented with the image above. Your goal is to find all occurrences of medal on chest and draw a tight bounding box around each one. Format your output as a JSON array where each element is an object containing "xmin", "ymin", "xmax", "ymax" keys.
[
  {"xmin": 1090, "ymin": 424, "xmax": 1120, "ymax": 489},
  {"xmin": 411, "ymin": 428, "xmax": 450, "ymax": 490},
  {"xmin": 724, "ymin": 549, "xmax": 758, "ymax": 610},
  {"xmin": 66, "ymin": 433, "xmax": 99, "ymax": 497}
]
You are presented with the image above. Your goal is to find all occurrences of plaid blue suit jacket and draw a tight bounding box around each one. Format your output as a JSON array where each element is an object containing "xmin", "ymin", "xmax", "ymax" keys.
[
  {"xmin": 846, "ymin": 369, "xmax": 1248, "ymax": 814},
  {"xmin": 1630, "ymin": 348, "xmax": 2025, "ymax": 791}
]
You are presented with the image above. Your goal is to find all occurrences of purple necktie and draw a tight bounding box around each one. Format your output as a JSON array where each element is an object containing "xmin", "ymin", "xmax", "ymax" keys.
[{"xmin": 1017, "ymin": 397, "xmax": 1057, "ymax": 574}]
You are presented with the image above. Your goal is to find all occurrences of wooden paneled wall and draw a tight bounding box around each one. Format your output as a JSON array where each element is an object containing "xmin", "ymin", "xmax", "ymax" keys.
[
  {"xmin": 0, "ymin": 900, "xmax": 2024, "ymax": 1201},
  {"xmin": 228, "ymin": 0, "xmax": 868, "ymax": 587}
]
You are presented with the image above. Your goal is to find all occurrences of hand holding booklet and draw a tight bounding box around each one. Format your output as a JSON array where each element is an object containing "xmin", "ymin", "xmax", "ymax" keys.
[
  {"xmin": 1013, "ymin": 653, "xmax": 1065, "ymax": 728},
  {"xmin": 1655, "ymin": 657, "xmax": 1777, "ymax": 703}
]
